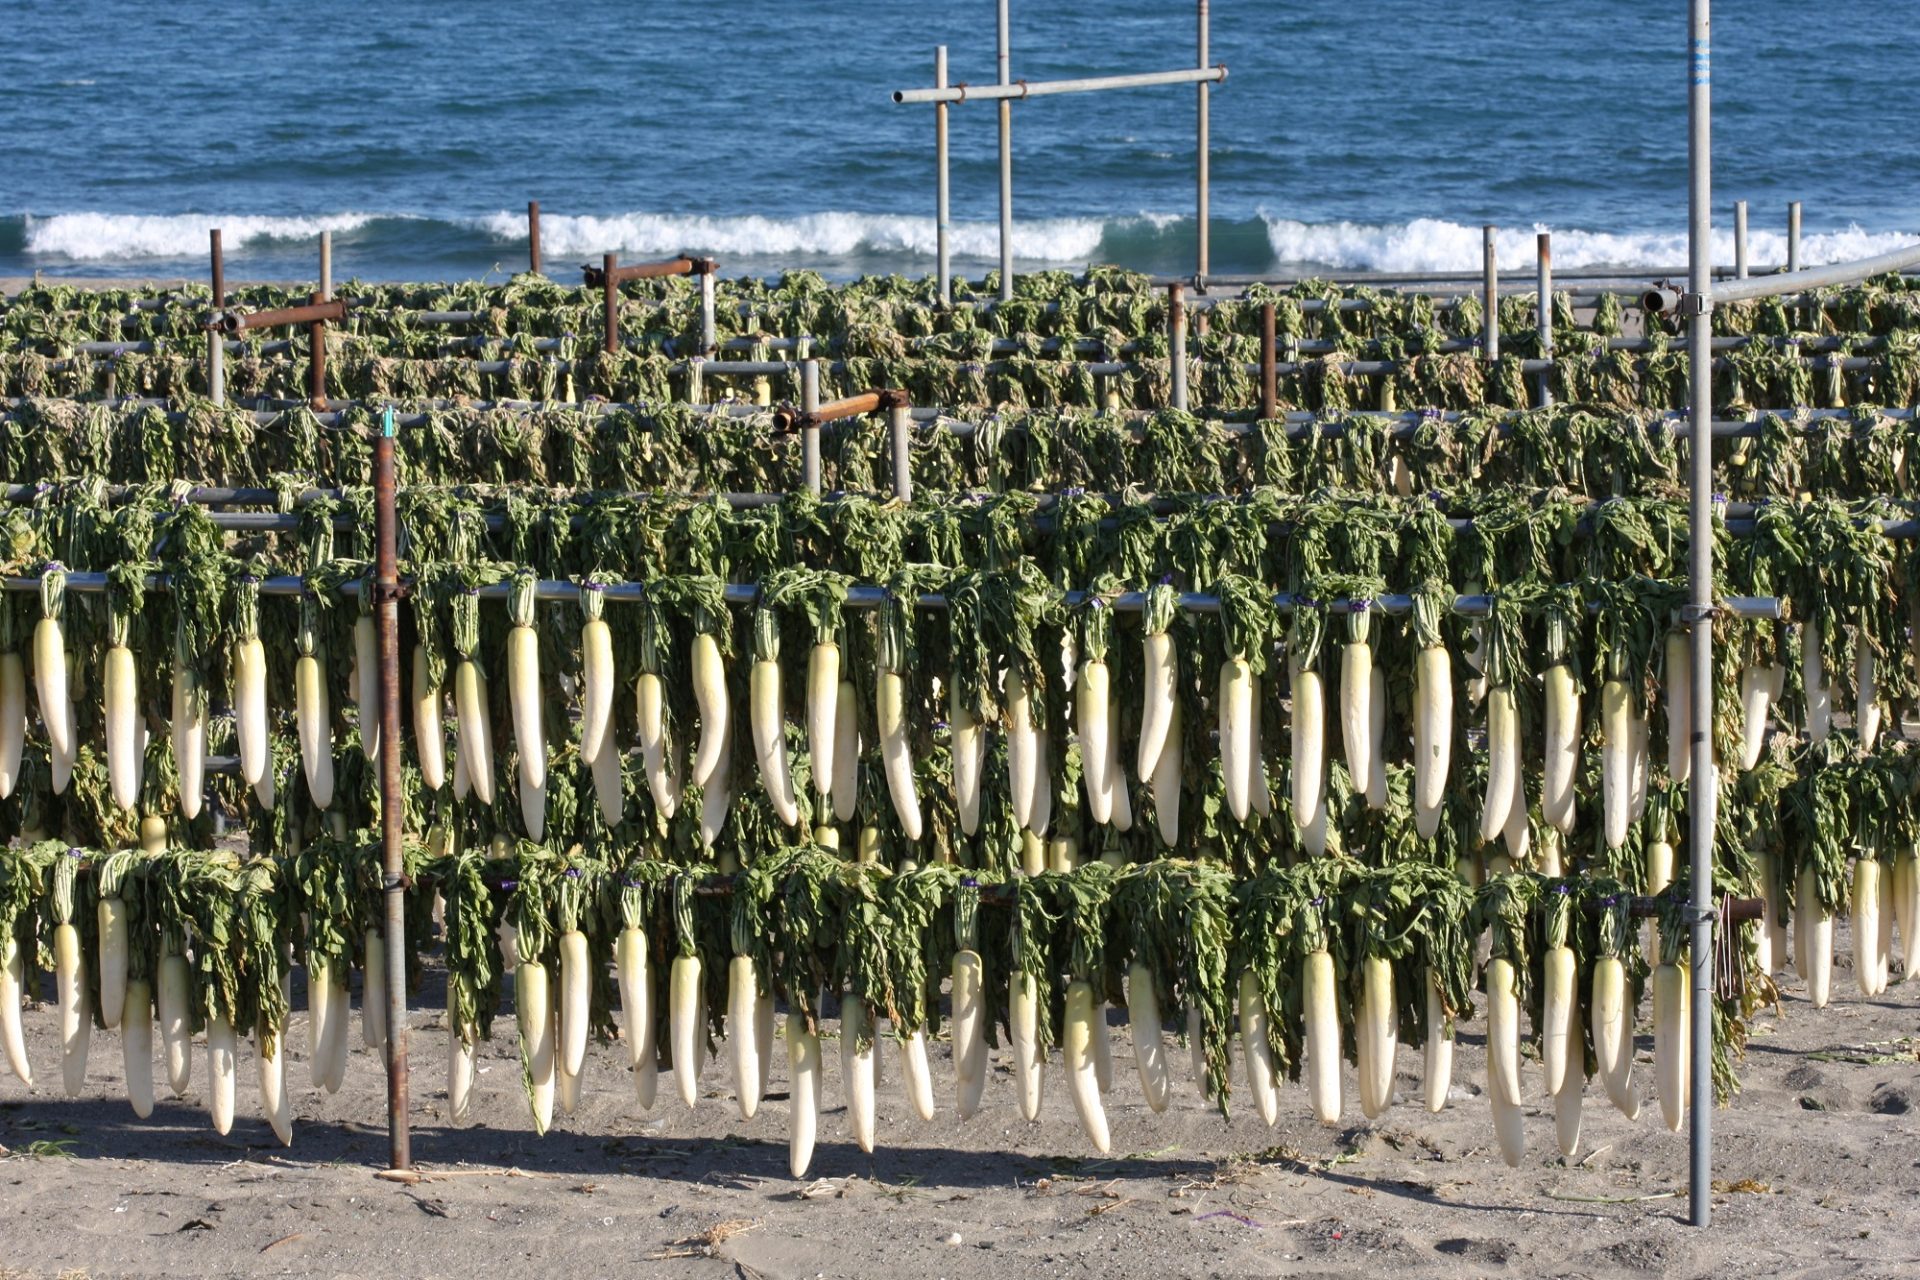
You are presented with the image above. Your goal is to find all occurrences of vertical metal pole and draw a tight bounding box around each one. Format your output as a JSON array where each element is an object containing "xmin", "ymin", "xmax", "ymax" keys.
[
  {"xmin": 1733, "ymin": 200, "xmax": 1748, "ymax": 278},
  {"xmin": 602, "ymin": 253, "xmax": 619, "ymax": 356},
  {"xmin": 1259, "ymin": 301, "xmax": 1277, "ymax": 419},
  {"xmin": 1685, "ymin": 0, "xmax": 1715, "ymax": 1231},
  {"xmin": 801, "ymin": 360, "xmax": 822, "ymax": 495},
  {"xmin": 888, "ymin": 402, "xmax": 913, "ymax": 501},
  {"xmin": 1787, "ymin": 200, "xmax": 1802, "ymax": 273},
  {"xmin": 1482, "ymin": 225, "xmax": 1499, "ymax": 361},
  {"xmin": 208, "ymin": 229, "xmax": 225, "ymax": 407},
  {"xmin": 308, "ymin": 290, "xmax": 327, "ymax": 411},
  {"xmin": 373, "ymin": 406, "xmax": 410, "ymax": 1172},
  {"xmin": 1168, "ymin": 282, "xmax": 1188, "ymax": 411},
  {"xmin": 935, "ymin": 46, "xmax": 952, "ymax": 307},
  {"xmin": 996, "ymin": 0, "xmax": 1014, "ymax": 302},
  {"xmin": 1536, "ymin": 232, "xmax": 1553, "ymax": 407},
  {"xmin": 1196, "ymin": 0, "xmax": 1210, "ymax": 281},
  {"xmin": 319, "ymin": 231, "xmax": 332, "ymax": 301},
  {"xmin": 528, "ymin": 201, "xmax": 543, "ymax": 276},
  {"xmin": 699, "ymin": 266, "xmax": 717, "ymax": 356}
]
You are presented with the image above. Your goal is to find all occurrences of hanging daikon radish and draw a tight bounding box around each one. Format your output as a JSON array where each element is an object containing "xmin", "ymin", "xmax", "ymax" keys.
[
  {"xmin": 1127, "ymin": 961, "xmax": 1170, "ymax": 1113},
  {"xmin": 1895, "ymin": 845, "xmax": 1919, "ymax": 982},
  {"xmin": 0, "ymin": 926, "xmax": 28, "ymax": 1087},
  {"xmin": 1078, "ymin": 599, "xmax": 1113, "ymax": 825},
  {"xmin": 1539, "ymin": 887, "xmax": 1576, "ymax": 1096},
  {"xmin": 1542, "ymin": 606, "xmax": 1580, "ymax": 833},
  {"xmin": 591, "ymin": 721, "xmax": 625, "ymax": 828},
  {"xmin": 1627, "ymin": 707, "xmax": 1649, "ymax": 822},
  {"xmin": 1150, "ymin": 700, "xmax": 1182, "ymax": 847},
  {"xmin": 1663, "ymin": 624, "xmax": 1692, "ymax": 785},
  {"xmin": 172, "ymin": 631, "xmax": 208, "ymax": 821},
  {"xmin": 1797, "ymin": 862, "xmax": 1833, "ymax": 1009},
  {"xmin": 296, "ymin": 594, "xmax": 337, "ymax": 809},
  {"xmin": 949, "ymin": 679, "xmax": 981, "ymax": 834},
  {"xmin": 842, "ymin": 996, "xmax": 877, "ymax": 1153},
  {"xmin": 1303, "ymin": 937, "xmax": 1340, "ymax": 1124},
  {"xmin": 1006, "ymin": 666, "xmax": 1037, "ymax": 833},
  {"xmin": 1554, "ymin": 996, "xmax": 1586, "ymax": 1158},
  {"xmin": 1356, "ymin": 953, "xmax": 1395, "ymax": 1119},
  {"xmin": 504, "ymin": 573, "xmax": 545, "ymax": 837},
  {"xmin": 104, "ymin": 610, "xmax": 140, "ymax": 812},
  {"xmin": 1424, "ymin": 969, "xmax": 1452, "ymax": 1113},
  {"xmin": 124, "ymin": 976, "xmax": 154, "ymax": 1119},
  {"xmin": 1652, "ymin": 941, "xmax": 1689, "ymax": 1134},
  {"xmin": 1853, "ymin": 855, "xmax": 1882, "ymax": 998},
  {"xmin": 1601, "ymin": 661, "xmax": 1632, "ymax": 851},
  {"xmin": 1337, "ymin": 601, "xmax": 1375, "ymax": 799},
  {"xmin": 952, "ymin": 885, "xmax": 988, "ymax": 1119},
  {"xmin": 578, "ymin": 583, "xmax": 615, "ymax": 767},
  {"xmin": 0, "ymin": 601, "xmax": 23, "ymax": 799},
  {"xmin": 787, "ymin": 1012, "xmax": 821, "ymax": 1177},
  {"xmin": 798, "ymin": 575, "xmax": 850, "ymax": 805},
  {"xmin": 1137, "ymin": 585, "xmax": 1179, "ymax": 780},
  {"xmin": 872, "ymin": 585, "xmax": 921, "ymax": 840},
  {"xmin": 1737, "ymin": 661, "xmax": 1771, "ymax": 771},
  {"xmin": 1804, "ymin": 619, "xmax": 1830, "ymax": 742},
  {"xmin": 51, "ymin": 855, "xmax": 89, "ymax": 1096},
  {"xmin": 34, "ymin": 565, "xmax": 73, "ymax": 775},
  {"xmin": 95, "ymin": 849, "xmax": 132, "ymax": 1031},
  {"xmin": 614, "ymin": 877, "xmax": 656, "ymax": 1111},
  {"xmin": 668, "ymin": 880, "xmax": 704, "ymax": 1110},
  {"xmin": 1754, "ymin": 848, "xmax": 1787, "ymax": 976},
  {"xmin": 1856, "ymin": 641, "xmax": 1882, "ymax": 752},
  {"xmin": 1063, "ymin": 979, "xmax": 1111, "ymax": 1153},
  {"xmin": 689, "ymin": 599, "xmax": 731, "ymax": 788},
  {"xmin": 1010, "ymin": 969, "xmax": 1044, "ymax": 1121},
  {"xmin": 354, "ymin": 595, "xmax": 380, "ymax": 764},
  {"xmin": 1291, "ymin": 609, "xmax": 1328, "ymax": 851},
  {"xmin": 1589, "ymin": 901, "xmax": 1637, "ymax": 1120},
  {"xmin": 1237, "ymin": 970, "xmax": 1279, "ymax": 1126},
  {"xmin": 158, "ymin": 927, "xmax": 192, "ymax": 1096},
  {"xmin": 1412, "ymin": 590, "xmax": 1452, "ymax": 839}
]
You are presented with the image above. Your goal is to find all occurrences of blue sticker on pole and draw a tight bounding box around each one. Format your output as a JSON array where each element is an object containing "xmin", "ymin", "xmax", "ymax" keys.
[
  {"xmin": 1691, "ymin": 39, "xmax": 1710, "ymax": 85},
  {"xmin": 382, "ymin": 405, "xmax": 397, "ymax": 439}
]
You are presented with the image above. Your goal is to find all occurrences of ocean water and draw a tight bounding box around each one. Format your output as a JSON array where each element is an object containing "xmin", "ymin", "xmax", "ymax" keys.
[{"xmin": 1, "ymin": 0, "xmax": 1916, "ymax": 282}]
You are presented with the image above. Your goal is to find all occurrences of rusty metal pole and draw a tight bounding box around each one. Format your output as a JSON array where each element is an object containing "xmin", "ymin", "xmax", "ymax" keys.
[
  {"xmin": 602, "ymin": 253, "xmax": 619, "ymax": 356},
  {"xmin": 208, "ymin": 229, "xmax": 226, "ymax": 406},
  {"xmin": 801, "ymin": 359, "xmax": 822, "ymax": 495},
  {"xmin": 1482, "ymin": 225, "xmax": 1499, "ymax": 361},
  {"xmin": 1259, "ymin": 301, "xmax": 1277, "ymax": 419},
  {"xmin": 935, "ymin": 45, "xmax": 951, "ymax": 307},
  {"xmin": 528, "ymin": 201, "xmax": 543, "ymax": 275},
  {"xmin": 1536, "ymin": 232, "xmax": 1553, "ymax": 406},
  {"xmin": 889, "ymin": 401, "xmax": 913, "ymax": 500},
  {"xmin": 1168, "ymin": 282, "xmax": 1188, "ymax": 410},
  {"xmin": 308, "ymin": 290, "xmax": 327, "ymax": 410},
  {"xmin": 1787, "ymin": 200, "xmax": 1802, "ymax": 273},
  {"xmin": 373, "ymin": 405, "xmax": 411, "ymax": 1171}
]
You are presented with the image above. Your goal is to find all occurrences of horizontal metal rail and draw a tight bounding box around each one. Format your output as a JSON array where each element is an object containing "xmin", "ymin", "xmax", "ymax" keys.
[
  {"xmin": 894, "ymin": 64, "xmax": 1226, "ymax": 105},
  {"xmin": 0, "ymin": 568, "xmax": 1782, "ymax": 621}
]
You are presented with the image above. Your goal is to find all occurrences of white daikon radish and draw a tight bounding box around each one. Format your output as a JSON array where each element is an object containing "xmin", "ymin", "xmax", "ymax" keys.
[
  {"xmin": 1303, "ymin": 944, "xmax": 1340, "ymax": 1124},
  {"xmin": 1412, "ymin": 592, "xmax": 1452, "ymax": 839},
  {"xmin": 1127, "ymin": 962, "xmax": 1170, "ymax": 1113},
  {"xmin": 1664, "ymin": 627, "xmax": 1692, "ymax": 785},
  {"xmin": 1063, "ymin": 980, "xmax": 1111, "ymax": 1153},
  {"xmin": 614, "ymin": 881, "xmax": 656, "ymax": 1111},
  {"xmin": 34, "ymin": 567, "xmax": 73, "ymax": 767},
  {"xmin": 1238, "ymin": 970, "xmax": 1279, "ymax": 1126},
  {"xmin": 577, "ymin": 584, "xmax": 615, "ymax": 766},
  {"xmin": 1424, "ymin": 969, "xmax": 1452, "ymax": 1113},
  {"xmin": 1804, "ymin": 620, "xmax": 1830, "ymax": 742},
  {"xmin": 0, "ymin": 648, "xmax": 23, "ymax": 800},
  {"xmin": 1338, "ymin": 605, "xmax": 1374, "ymax": 798},
  {"xmin": 1150, "ymin": 699, "xmax": 1182, "ymax": 847},
  {"xmin": 1137, "ymin": 587, "xmax": 1178, "ymax": 779},
  {"xmin": 1601, "ymin": 675, "xmax": 1631, "ymax": 850},
  {"xmin": 1653, "ymin": 954, "xmax": 1689, "ymax": 1134},
  {"xmin": 807, "ymin": 638, "xmax": 840, "ymax": 802},
  {"xmin": 1011, "ymin": 970, "xmax": 1044, "ymax": 1121},
  {"xmin": 842, "ymin": 996, "xmax": 877, "ymax": 1153},
  {"xmin": 949, "ymin": 681, "xmax": 982, "ymax": 835},
  {"xmin": 787, "ymin": 1013, "xmax": 820, "ymax": 1177},
  {"xmin": 354, "ymin": 610, "xmax": 381, "ymax": 763},
  {"xmin": 1480, "ymin": 684, "xmax": 1518, "ymax": 842},
  {"xmin": 123, "ymin": 979, "xmax": 154, "ymax": 1118},
  {"xmin": 1356, "ymin": 954, "xmax": 1396, "ymax": 1119},
  {"xmin": 158, "ymin": 943, "xmax": 192, "ymax": 1096},
  {"xmin": 1543, "ymin": 611, "xmax": 1580, "ymax": 832},
  {"xmin": 689, "ymin": 622, "xmax": 730, "ymax": 787},
  {"xmin": 207, "ymin": 1014, "xmax": 236, "ymax": 1135},
  {"xmin": 832, "ymin": 680, "xmax": 859, "ymax": 824}
]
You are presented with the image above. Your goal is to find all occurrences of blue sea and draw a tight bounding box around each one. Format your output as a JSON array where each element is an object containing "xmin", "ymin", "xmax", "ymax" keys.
[{"xmin": 2, "ymin": 0, "xmax": 1916, "ymax": 282}]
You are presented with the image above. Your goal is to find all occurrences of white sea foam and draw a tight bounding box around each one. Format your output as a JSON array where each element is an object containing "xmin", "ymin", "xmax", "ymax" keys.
[
  {"xmin": 1260, "ymin": 214, "xmax": 1920, "ymax": 273},
  {"xmin": 474, "ymin": 209, "xmax": 1113, "ymax": 262},
  {"xmin": 22, "ymin": 212, "xmax": 385, "ymax": 260}
]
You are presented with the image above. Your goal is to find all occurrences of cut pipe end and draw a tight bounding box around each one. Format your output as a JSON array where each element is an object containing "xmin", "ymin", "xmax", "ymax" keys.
[{"xmin": 1642, "ymin": 286, "xmax": 1682, "ymax": 315}]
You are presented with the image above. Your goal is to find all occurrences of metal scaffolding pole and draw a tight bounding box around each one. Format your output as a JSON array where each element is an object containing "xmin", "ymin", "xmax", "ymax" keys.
[
  {"xmin": 996, "ymin": 0, "xmax": 1014, "ymax": 302},
  {"xmin": 1196, "ymin": 0, "xmax": 1210, "ymax": 280},
  {"xmin": 1684, "ymin": 0, "xmax": 1715, "ymax": 1230},
  {"xmin": 935, "ymin": 46, "xmax": 952, "ymax": 306}
]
